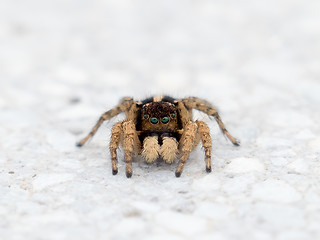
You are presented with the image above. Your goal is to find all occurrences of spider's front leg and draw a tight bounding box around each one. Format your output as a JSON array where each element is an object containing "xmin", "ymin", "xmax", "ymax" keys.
[
  {"xmin": 122, "ymin": 121, "xmax": 141, "ymax": 178},
  {"xmin": 196, "ymin": 120, "xmax": 212, "ymax": 172},
  {"xmin": 176, "ymin": 121, "xmax": 198, "ymax": 177},
  {"xmin": 109, "ymin": 121, "xmax": 123, "ymax": 175}
]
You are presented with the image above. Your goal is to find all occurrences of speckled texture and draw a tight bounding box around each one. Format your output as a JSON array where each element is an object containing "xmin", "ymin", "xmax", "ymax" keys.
[{"xmin": 1, "ymin": 1, "xmax": 320, "ymax": 240}]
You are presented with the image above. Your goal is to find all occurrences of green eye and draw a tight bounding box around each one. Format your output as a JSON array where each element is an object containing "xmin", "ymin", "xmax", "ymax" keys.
[
  {"xmin": 150, "ymin": 117, "xmax": 158, "ymax": 124},
  {"xmin": 161, "ymin": 117, "xmax": 169, "ymax": 124},
  {"xmin": 171, "ymin": 113, "xmax": 176, "ymax": 118},
  {"xmin": 143, "ymin": 114, "xmax": 149, "ymax": 119}
]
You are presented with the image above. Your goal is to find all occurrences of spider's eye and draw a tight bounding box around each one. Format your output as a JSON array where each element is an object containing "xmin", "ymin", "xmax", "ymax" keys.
[
  {"xmin": 143, "ymin": 114, "xmax": 149, "ymax": 119},
  {"xmin": 171, "ymin": 113, "xmax": 176, "ymax": 118},
  {"xmin": 161, "ymin": 117, "xmax": 169, "ymax": 124},
  {"xmin": 150, "ymin": 117, "xmax": 158, "ymax": 124}
]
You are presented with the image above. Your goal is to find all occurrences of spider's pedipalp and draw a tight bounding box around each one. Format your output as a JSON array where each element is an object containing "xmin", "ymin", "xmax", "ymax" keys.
[
  {"xmin": 160, "ymin": 137, "xmax": 178, "ymax": 164},
  {"xmin": 142, "ymin": 136, "xmax": 160, "ymax": 163}
]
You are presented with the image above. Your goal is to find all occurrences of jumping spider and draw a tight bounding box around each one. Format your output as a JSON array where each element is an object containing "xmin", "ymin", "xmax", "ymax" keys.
[{"xmin": 76, "ymin": 96, "xmax": 239, "ymax": 178}]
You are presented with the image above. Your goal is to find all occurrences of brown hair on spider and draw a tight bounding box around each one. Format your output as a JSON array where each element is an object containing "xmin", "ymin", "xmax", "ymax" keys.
[
  {"xmin": 141, "ymin": 102, "xmax": 178, "ymax": 132},
  {"xmin": 76, "ymin": 95, "xmax": 240, "ymax": 178}
]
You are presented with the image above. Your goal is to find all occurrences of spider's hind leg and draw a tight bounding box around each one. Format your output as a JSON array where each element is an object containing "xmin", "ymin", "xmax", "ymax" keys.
[
  {"xmin": 76, "ymin": 97, "xmax": 134, "ymax": 147},
  {"xmin": 181, "ymin": 97, "xmax": 240, "ymax": 146}
]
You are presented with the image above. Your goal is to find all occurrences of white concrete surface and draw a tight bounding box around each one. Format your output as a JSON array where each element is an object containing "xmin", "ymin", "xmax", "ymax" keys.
[{"xmin": 1, "ymin": 1, "xmax": 320, "ymax": 239}]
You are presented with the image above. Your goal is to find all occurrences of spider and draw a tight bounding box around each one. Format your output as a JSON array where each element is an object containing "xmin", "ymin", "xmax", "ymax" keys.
[{"xmin": 76, "ymin": 96, "xmax": 239, "ymax": 178}]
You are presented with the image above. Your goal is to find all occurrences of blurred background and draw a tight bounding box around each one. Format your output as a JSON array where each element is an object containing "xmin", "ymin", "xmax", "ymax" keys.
[
  {"xmin": 1, "ymin": 0, "xmax": 319, "ymax": 107},
  {"xmin": 1, "ymin": 1, "xmax": 320, "ymax": 240}
]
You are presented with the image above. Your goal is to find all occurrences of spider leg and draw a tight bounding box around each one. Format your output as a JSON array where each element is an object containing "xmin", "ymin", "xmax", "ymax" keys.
[
  {"xmin": 122, "ymin": 120, "xmax": 141, "ymax": 178},
  {"xmin": 76, "ymin": 97, "xmax": 134, "ymax": 147},
  {"xmin": 181, "ymin": 97, "xmax": 240, "ymax": 146},
  {"xmin": 176, "ymin": 121, "xmax": 198, "ymax": 177},
  {"xmin": 196, "ymin": 120, "xmax": 212, "ymax": 172},
  {"xmin": 109, "ymin": 121, "xmax": 123, "ymax": 175}
]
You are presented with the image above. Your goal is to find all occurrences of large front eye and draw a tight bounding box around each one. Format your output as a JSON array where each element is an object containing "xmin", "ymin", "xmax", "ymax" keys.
[
  {"xmin": 150, "ymin": 117, "xmax": 158, "ymax": 124},
  {"xmin": 161, "ymin": 117, "xmax": 169, "ymax": 124}
]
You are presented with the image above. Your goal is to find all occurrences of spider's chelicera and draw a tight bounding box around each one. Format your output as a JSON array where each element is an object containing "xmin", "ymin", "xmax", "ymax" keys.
[{"xmin": 77, "ymin": 96, "xmax": 240, "ymax": 178}]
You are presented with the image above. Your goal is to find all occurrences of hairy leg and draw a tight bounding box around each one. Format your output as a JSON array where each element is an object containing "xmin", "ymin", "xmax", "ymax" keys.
[
  {"xmin": 176, "ymin": 121, "xmax": 198, "ymax": 177},
  {"xmin": 122, "ymin": 120, "xmax": 141, "ymax": 178},
  {"xmin": 141, "ymin": 136, "xmax": 160, "ymax": 163},
  {"xmin": 160, "ymin": 136, "xmax": 178, "ymax": 164},
  {"xmin": 196, "ymin": 120, "xmax": 212, "ymax": 172},
  {"xmin": 109, "ymin": 121, "xmax": 123, "ymax": 175},
  {"xmin": 181, "ymin": 97, "xmax": 240, "ymax": 146},
  {"xmin": 76, "ymin": 97, "xmax": 134, "ymax": 147}
]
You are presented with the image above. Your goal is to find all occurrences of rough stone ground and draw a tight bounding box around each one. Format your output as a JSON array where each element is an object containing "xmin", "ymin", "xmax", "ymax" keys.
[{"xmin": 0, "ymin": 1, "xmax": 320, "ymax": 240}]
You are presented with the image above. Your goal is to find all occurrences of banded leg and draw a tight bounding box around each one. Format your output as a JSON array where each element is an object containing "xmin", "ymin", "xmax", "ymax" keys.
[
  {"xmin": 109, "ymin": 121, "xmax": 123, "ymax": 175},
  {"xmin": 122, "ymin": 121, "xmax": 141, "ymax": 178},
  {"xmin": 76, "ymin": 97, "xmax": 134, "ymax": 147},
  {"xmin": 196, "ymin": 120, "xmax": 212, "ymax": 172},
  {"xmin": 181, "ymin": 97, "xmax": 240, "ymax": 146},
  {"xmin": 176, "ymin": 121, "xmax": 198, "ymax": 177}
]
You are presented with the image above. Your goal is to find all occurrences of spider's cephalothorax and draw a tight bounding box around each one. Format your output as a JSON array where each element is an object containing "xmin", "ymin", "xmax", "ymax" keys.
[
  {"xmin": 141, "ymin": 101, "xmax": 178, "ymax": 131},
  {"xmin": 77, "ymin": 96, "xmax": 240, "ymax": 178}
]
